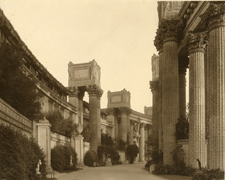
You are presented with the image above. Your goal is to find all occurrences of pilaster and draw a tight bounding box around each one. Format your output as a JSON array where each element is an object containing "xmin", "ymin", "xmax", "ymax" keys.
[
  {"xmin": 36, "ymin": 118, "xmax": 53, "ymax": 176},
  {"xmin": 186, "ymin": 31, "xmax": 207, "ymax": 168},
  {"xmin": 201, "ymin": 2, "xmax": 225, "ymax": 170}
]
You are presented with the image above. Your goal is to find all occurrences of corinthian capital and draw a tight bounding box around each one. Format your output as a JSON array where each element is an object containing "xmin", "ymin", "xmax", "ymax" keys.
[
  {"xmin": 119, "ymin": 107, "xmax": 132, "ymax": 115},
  {"xmin": 157, "ymin": 19, "xmax": 184, "ymax": 43},
  {"xmin": 200, "ymin": 2, "xmax": 225, "ymax": 30},
  {"xmin": 87, "ymin": 85, "xmax": 103, "ymax": 99},
  {"xmin": 185, "ymin": 32, "xmax": 208, "ymax": 55},
  {"xmin": 150, "ymin": 81, "xmax": 159, "ymax": 93}
]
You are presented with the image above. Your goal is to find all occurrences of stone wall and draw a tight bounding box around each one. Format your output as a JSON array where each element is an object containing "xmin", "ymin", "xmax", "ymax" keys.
[
  {"xmin": 51, "ymin": 132, "xmax": 71, "ymax": 149},
  {"xmin": 0, "ymin": 98, "xmax": 32, "ymax": 137}
]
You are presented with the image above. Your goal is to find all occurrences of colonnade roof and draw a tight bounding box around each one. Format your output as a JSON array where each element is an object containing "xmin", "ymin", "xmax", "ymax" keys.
[{"xmin": 0, "ymin": 8, "xmax": 70, "ymax": 95}]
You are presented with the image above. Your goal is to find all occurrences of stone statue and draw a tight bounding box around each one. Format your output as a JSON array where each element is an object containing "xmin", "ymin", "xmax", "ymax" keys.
[
  {"xmin": 70, "ymin": 155, "xmax": 73, "ymax": 166},
  {"xmin": 36, "ymin": 159, "xmax": 42, "ymax": 175}
]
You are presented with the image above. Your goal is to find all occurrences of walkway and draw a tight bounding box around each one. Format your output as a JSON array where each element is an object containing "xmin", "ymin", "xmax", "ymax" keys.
[{"xmin": 57, "ymin": 163, "xmax": 168, "ymax": 180}]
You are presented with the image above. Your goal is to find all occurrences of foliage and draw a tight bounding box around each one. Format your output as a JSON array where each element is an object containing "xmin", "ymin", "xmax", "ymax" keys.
[
  {"xmin": 82, "ymin": 126, "xmax": 90, "ymax": 142},
  {"xmin": 97, "ymin": 134, "xmax": 120, "ymax": 165},
  {"xmin": 0, "ymin": 41, "xmax": 42, "ymax": 121},
  {"xmin": 126, "ymin": 144, "xmax": 139, "ymax": 164},
  {"xmin": 0, "ymin": 124, "xmax": 46, "ymax": 180},
  {"xmin": 46, "ymin": 110, "xmax": 77, "ymax": 138},
  {"xmin": 176, "ymin": 117, "xmax": 189, "ymax": 140},
  {"xmin": 145, "ymin": 134, "xmax": 163, "ymax": 164},
  {"xmin": 153, "ymin": 145, "xmax": 196, "ymax": 176},
  {"xmin": 171, "ymin": 144, "xmax": 186, "ymax": 172},
  {"xmin": 84, "ymin": 150, "xmax": 97, "ymax": 167},
  {"xmin": 192, "ymin": 169, "xmax": 224, "ymax": 180},
  {"xmin": 116, "ymin": 139, "xmax": 127, "ymax": 151},
  {"xmin": 51, "ymin": 144, "xmax": 77, "ymax": 172},
  {"xmin": 145, "ymin": 160, "xmax": 152, "ymax": 168}
]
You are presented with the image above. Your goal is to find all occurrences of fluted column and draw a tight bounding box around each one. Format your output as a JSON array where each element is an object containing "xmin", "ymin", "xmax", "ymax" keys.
[
  {"xmin": 201, "ymin": 2, "xmax": 225, "ymax": 170},
  {"xmin": 157, "ymin": 19, "xmax": 183, "ymax": 165},
  {"xmin": 154, "ymin": 32, "xmax": 164, "ymax": 152},
  {"xmin": 87, "ymin": 85, "xmax": 103, "ymax": 153},
  {"xmin": 179, "ymin": 65, "xmax": 187, "ymax": 118},
  {"xmin": 186, "ymin": 32, "xmax": 207, "ymax": 168},
  {"xmin": 68, "ymin": 87, "xmax": 80, "ymax": 124},
  {"xmin": 139, "ymin": 123, "xmax": 145, "ymax": 162},
  {"xmin": 158, "ymin": 49, "xmax": 163, "ymax": 152},
  {"xmin": 150, "ymin": 81, "xmax": 159, "ymax": 148}
]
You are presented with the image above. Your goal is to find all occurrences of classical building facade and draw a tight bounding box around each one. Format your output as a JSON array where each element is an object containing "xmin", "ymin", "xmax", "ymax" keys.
[{"xmin": 152, "ymin": 1, "xmax": 225, "ymax": 171}]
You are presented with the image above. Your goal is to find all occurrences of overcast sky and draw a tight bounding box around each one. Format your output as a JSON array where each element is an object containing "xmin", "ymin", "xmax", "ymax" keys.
[{"xmin": 0, "ymin": 0, "xmax": 158, "ymax": 113}]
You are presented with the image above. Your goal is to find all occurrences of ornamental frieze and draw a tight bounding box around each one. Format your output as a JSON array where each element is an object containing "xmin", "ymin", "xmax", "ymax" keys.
[
  {"xmin": 200, "ymin": 2, "xmax": 225, "ymax": 30},
  {"xmin": 185, "ymin": 32, "xmax": 208, "ymax": 54}
]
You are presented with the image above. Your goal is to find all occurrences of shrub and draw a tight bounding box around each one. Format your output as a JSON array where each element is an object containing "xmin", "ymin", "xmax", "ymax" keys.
[
  {"xmin": 192, "ymin": 168, "xmax": 224, "ymax": 180},
  {"xmin": 126, "ymin": 144, "xmax": 139, "ymax": 164},
  {"xmin": 0, "ymin": 124, "xmax": 46, "ymax": 180},
  {"xmin": 145, "ymin": 160, "xmax": 152, "ymax": 168},
  {"xmin": 84, "ymin": 150, "xmax": 97, "ymax": 167},
  {"xmin": 51, "ymin": 145, "xmax": 77, "ymax": 172},
  {"xmin": 111, "ymin": 150, "xmax": 120, "ymax": 165}
]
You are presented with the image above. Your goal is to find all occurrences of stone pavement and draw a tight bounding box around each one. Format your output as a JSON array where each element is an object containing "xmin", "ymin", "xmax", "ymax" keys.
[{"xmin": 57, "ymin": 162, "xmax": 168, "ymax": 180}]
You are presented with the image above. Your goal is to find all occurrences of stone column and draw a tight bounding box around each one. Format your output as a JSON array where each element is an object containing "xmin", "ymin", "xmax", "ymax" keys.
[
  {"xmin": 69, "ymin": 87, "xmax": 80, "ymax": 124},
  {"xmin": 178, "ymin": 63, "xmax": 187, "ymax": 118},
  {"xmin": 129, "ymin": 120, "xmax": 134, "ymax": 145},
  {"xmin": 78, "ymin": 91, "xmax": 85, "ymax": 125},
  {"xmin": 87, "ymin": 85, "xmax": 103, "ymax": 153},
  {"xmin": 139, "ymin": 123, "xmax": 145, "ymax": 162},
  {"xmin": 150, "ymin": 81, "xmax": 159, "ymax": 148},
  {"xmin": 106, "ymin": 108, "xmax": 115, "ymax": 139},
  {"xmin": 157, "ymin": 19, "xmax": 183, "ymax": 165},
  {"xmin": 158, "ymin": 49, "xmax": 163, "ymax": 152},
  {"xmin": 201, "ymin": 2, "xmax": 225, "ymax": 170},
  {"xmin": 119, "ymin": 107, "xmax": 131, "ymax": 143},
  {"xmin": 186, "ymin": 32, "xmax": 207, "ymax": 168},
  {"xmin": 36, "ymin": 118, "xmax": 53, "ymax": 174}
]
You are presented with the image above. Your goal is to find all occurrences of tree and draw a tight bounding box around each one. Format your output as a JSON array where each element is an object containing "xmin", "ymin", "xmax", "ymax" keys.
[{"xmin": 0, "ymin": 42, "xmax": 42, "ymax": 121}]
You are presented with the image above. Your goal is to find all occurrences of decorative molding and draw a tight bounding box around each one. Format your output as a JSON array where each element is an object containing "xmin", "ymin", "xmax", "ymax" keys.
[
  {"xmin": 185, "ymin": 31, "xmax": 208, "ymax": 55},
  {"xmin": 87, "ymin": 85, "xmax": 103, "ymax": 99},
  {"xmin": 200, "ymin": 2, "xmax": 225, "ymax": 31}
]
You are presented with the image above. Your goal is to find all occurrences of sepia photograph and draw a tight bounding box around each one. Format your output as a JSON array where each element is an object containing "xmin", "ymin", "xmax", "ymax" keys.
[{"xmin": 0, "ymin": 1, "xmax": 224, "ymax": 180}]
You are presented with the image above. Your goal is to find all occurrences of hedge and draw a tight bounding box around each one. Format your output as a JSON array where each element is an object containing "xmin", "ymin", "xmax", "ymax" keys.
[
  {"xmin": 51, "ymin": 144, "xmax": 77, "ymax": 172},
  {"xmin": 0, "ymin": 124, "xmax": 46, "ymax": 180}
]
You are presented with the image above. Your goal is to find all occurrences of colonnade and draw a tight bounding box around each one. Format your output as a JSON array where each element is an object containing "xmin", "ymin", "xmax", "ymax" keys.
[{"xmin": 152, "ymin": 2, "xmax": 225, "ymax": 170}]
